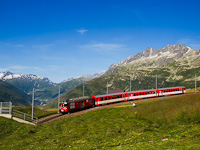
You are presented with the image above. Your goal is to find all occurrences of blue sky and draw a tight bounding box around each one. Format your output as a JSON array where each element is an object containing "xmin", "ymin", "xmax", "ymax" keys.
[{"xmin": 0, "ymin": 0, "xmax": 200, "ymax": 83}]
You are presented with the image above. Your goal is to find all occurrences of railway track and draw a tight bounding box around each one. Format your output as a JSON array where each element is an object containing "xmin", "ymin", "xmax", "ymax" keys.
[{"xmin": 38, "ymin": 93, "xmax": 194, "ymax": 125}]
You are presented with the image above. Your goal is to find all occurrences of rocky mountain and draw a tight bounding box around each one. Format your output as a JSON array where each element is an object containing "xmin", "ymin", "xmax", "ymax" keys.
[
  {"xmin": 0, "ymin": 71, "xmax": 55, "ymax": 93},
  {"xmin": 0, "ymin": 80, "xmax": 31, "ymax": 106},
  {"xmin": 109, "ymin": 44, "xmax": 199, "ymax": 69},
  {"xmin": 106, "ymin": 44, "xmax": 200, "ymax": 78},
  {"xmin": 46, "ymin": 44, "xmax": 200, "ymax": 108}
]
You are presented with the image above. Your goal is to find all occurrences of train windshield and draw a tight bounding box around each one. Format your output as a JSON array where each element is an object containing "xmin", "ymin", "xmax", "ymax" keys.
[{"xmin": 64, "ymin": 104, "xmax": 68, "ymax": 107}]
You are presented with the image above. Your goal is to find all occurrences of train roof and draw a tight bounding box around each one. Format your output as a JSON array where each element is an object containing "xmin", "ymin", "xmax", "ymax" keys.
[
  {"xmin": 61, "ymin": 96, "xmax": 94, "ymax": 103},
  {"xmin": 158, "ymin": 86, "xmax": 185, "ymax": 90},
  {"xmin": 127, "ymin": 86, "xmax": 185, "ymax": 93},
  {"xmin": 126, "ymin": 89, "xmax": 157, "ymax": 93},
  {"xmin": 93, "ymin": 92, "xmax": 126, "ymax": 98}
]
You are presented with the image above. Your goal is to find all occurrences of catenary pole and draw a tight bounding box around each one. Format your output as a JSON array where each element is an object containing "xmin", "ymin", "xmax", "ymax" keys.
[
  {"xmin": 83, "ymin": 81, "xmax": 85, "ymax": 97},
  {"xmin": 58, "ymin": 85, "xmax": 60, "ymax": 113},
  {"xmin": 156, "ymin": 74, "xmax": 157, "ymax": 89},
  {"xmin": 195, "ymin": 73, "xmax": 197, "ymax": 94},
  {"xmin": 107, "ymin": 82, "xmax": 108, "ymax": 94},
  {"xmin": 32, "ymin": 88, "xmax": 34, "ymax": 120}
]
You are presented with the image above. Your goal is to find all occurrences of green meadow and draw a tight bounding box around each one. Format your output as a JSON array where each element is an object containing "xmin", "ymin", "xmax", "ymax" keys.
[{"xmin": 1, "ymin": 93, "xmax": 200, "ymax": 149}]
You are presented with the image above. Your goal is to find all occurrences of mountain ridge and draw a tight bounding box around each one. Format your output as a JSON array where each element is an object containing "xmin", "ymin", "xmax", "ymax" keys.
[
  {"xmin": 111, "ymin": 44, "xmax": 199, "ymax": 67},
  {"xmin": 106, "ymin": 44, "xmax": 200, "ymax": 75},
  {"xmin": 0, "ymin": 71, "xmax": 54, "ymax": 84},
  {"xmin": 0, "ymin": 71, "xmax": 56, "ymax": 93}
]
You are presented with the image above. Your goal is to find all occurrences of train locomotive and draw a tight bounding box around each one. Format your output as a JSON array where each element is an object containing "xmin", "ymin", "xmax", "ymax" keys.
[{"xmin": 59, "ymin": 86, "xmax": 186, "ymax": 114}]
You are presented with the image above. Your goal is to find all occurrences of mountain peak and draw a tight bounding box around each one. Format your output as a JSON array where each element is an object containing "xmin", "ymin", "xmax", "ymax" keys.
[
  {"xmin": 117, "ymin": 44, "xmax": 198, "ymax": 66},
  {"xmin": 0, "ymin": 71, "xmax": 54, "ymax": 84}
]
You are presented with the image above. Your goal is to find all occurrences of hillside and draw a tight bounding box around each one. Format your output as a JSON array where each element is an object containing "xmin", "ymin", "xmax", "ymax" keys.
[
  {"xmin": 0, "ymin": 80, "xmax": 31, "ymax": 106},
  {"xmin": 48, "ymin": 44, "xmax": 200, "ymax": 108},
  {"xmin": 1, "ymin": 93, "xmax": 200, "ymax": 149}
]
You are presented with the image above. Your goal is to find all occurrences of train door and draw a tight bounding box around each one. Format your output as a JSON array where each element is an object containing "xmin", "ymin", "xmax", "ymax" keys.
[
  {"xmin": 81, "ymin": 101, "xmax": 84, "ymax": 108},
  {"xmin": 160, "ymin": 90, "xmax": 163, "ymax": 96}
]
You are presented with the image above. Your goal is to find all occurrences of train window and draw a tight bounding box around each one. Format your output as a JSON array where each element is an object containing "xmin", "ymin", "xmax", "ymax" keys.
[
  {"xmin": 101, "ymin": 98, "xmax": 103, "ymax": 101},
  {"xmin": 64, "ymin": 104, "xmax": 68, "ymax": 107}
]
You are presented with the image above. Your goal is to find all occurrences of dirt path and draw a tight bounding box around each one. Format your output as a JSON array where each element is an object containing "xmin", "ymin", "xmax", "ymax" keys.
[{"xmin": 38, "ymin": 93, "xmax": 193, "ymax": 125}]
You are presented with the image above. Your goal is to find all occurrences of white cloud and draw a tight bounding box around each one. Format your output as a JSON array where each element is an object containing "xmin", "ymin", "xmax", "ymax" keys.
[
  {"xmin": 15, "ymin": 44, "xmax": 25, "ymax": 47},
  {"xmin": 42, "ymin": 56, "xmax": 62, "ymax": 60},
  {"xmin": 77, "ymin": 29, "xmax": 88, "ymax": 35},
  {"xmin": 31, "ymin": 44, "xmax": 55, "ymax": 50},
  {"xmin": 80, "ymin": 43, "xmax": 126, "ymax": 52},
  {"xmin": 10, "ymin": 65, "xmax": 30, "ymax": 70},
  {"xmin": 177, "ymin": 37, "xmax": 200, "ymax": 49},
  {"xmin": 0, "ymin": 65, "xmax": 45, "ymax": 73},
  {"xmin": 189, "ymin": 44, "xmax": 200, "ymax": 49},
  {"xmin": 0, "ymin": 67, "xmax": 10, "ymax": 72}
]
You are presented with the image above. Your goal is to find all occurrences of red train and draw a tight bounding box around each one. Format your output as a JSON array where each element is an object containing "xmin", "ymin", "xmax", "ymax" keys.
[{"xmin": 59, "ymin": 86, "xmax": 186, "ymax": 113}]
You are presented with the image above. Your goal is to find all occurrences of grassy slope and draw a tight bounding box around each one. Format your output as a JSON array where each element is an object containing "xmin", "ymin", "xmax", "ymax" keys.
[{"xmin": 1, "ymin": 93, "xmax": 200, "ymax": 149}]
